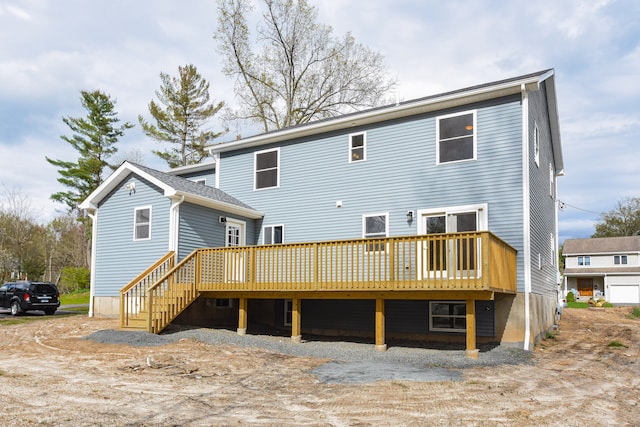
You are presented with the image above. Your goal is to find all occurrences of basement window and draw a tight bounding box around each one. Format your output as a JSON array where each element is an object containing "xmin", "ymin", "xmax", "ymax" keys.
[{"xmin": 429, "ymin": 301, "xmax": 466, "ymax": 333}]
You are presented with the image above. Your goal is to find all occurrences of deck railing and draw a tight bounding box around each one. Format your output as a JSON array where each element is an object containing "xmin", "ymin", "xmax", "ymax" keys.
[
  {"xmin": 124, "ymin": 232, "xmax": 516, "ymax": 333},
  {"xmin": 197, "ymin": 231, "xmax": 516, "ymax": 293}
]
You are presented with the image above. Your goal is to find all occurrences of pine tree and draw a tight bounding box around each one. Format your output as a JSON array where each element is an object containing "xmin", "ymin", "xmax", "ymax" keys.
[
  {"xmin": 139, "ymin": 64, "xmax": 225, "ymax": 168},
  {"xmin": 47, "ymin": 90, "xmax": 133, "ymax": 213}
]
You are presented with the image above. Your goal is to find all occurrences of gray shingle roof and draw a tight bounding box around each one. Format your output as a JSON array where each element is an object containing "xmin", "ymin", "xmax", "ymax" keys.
[
  {"xmin": 563, "ymin": 236, "xmax": 640, "ymax": 255},
  {"xmin": 130, "ymin": 162, "xmax": 256, "ymax": 212}
]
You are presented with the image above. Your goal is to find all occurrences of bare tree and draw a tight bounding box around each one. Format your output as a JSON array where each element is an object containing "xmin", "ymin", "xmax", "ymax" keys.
[{"xmin": 214, "ymin": 0, "xmax": 396, "ymax": 132}]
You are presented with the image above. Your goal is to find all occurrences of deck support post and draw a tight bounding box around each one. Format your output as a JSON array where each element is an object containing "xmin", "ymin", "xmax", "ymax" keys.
[
  {"xmin": 466, "ymin": 299, "xmax": 479, "ymax": 358},
  {"xmin": 237, "ymin": 297, "xmax": 247, "ymax": 335},
  {"xmin": 375, "ymin": 298, "xmax": 386, "ymax": 351},
  {"xmin": 291, "ymin": 297, "xmax": 301, "ymax": 343}
]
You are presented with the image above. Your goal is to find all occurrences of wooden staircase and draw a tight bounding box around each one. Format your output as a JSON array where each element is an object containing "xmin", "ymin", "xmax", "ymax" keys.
[{"xmin": 120, "ymin": 251, "xmax": 201, "ymax": 333}]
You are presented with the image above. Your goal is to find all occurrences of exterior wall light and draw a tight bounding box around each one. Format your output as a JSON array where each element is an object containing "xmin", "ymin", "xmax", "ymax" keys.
[{"xmin": 406, "ymin": 210, "xmax": 414, "ymax": 222}]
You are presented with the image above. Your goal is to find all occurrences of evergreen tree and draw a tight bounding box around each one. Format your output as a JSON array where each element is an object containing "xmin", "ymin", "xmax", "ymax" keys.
[
  {"xmin": 139, "ymin": 64, "xmax": 225, "ymax": 168},
  {"xmin": 47, "ymin": 90, "xmax": 133, "ymax": 213}
]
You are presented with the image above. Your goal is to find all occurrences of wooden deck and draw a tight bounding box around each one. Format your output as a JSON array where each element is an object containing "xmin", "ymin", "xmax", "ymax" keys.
[{"xmin": 120, "ymin": 232, "xmax": 517, "ymax": 357}]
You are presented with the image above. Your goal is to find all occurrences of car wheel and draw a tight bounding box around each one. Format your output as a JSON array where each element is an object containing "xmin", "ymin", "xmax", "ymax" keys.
[
  {"xmin": 44, "ymin": 308, "xmax": 56, "ymax": 315},
  {"xmin": 10, "ymin": 301, "xmax": 21, "ymax": 316}
]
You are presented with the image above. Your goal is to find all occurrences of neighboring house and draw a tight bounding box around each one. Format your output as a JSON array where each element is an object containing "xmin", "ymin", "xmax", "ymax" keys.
[
  {"xmin": 563, "ymin": 236, "xmax": 640, "ymax": 304},
  {"xmin": 80, "ymin": 69, "xmax": 564, "ymax": 356}
]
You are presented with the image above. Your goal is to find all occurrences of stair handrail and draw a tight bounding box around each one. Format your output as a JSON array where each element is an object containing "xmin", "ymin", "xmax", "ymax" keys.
[
  {"xmin": 146, "ymin": 250, "xmax": 200, "ymax": 333},
  {"xmin": 119, "ymin": 251, "xmax": 175, "ymax": 329}
]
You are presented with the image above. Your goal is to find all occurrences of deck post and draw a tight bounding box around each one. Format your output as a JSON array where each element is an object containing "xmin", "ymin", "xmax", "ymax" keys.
[
  {"xmin": 375, "ymin": 298, "xmax": 387, "ymax": 351},
  {"xmin": 237, "ymin": 297, "xmax": 247, "ymax": 335},
  {"xmin": 466, "ymin": 299, "xmax": 479, "ymax": 358},
  {"xmin": 291, "ymin": 297, "xmax": 301, "ymax": 343}
]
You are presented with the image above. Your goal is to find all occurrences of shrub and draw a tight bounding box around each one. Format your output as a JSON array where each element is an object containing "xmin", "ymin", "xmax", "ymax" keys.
[
  {"xmin": 566, "ymin": 291, "xmax": 576, "ymax": 303},
  {"xmin": 58, "ymin": 266, "xmax": 90, "ymax": 293}
]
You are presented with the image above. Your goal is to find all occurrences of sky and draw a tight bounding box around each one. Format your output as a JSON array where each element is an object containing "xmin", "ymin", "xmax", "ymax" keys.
[{"xmin": 0, "ymin": 0, "xmax": 638, "ymax": 244}]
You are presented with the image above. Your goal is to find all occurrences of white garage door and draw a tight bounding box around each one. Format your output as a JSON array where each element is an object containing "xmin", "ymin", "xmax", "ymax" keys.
[{"xmin": 609, "ymin": 284, "xmax": 640, "ymax": 304}]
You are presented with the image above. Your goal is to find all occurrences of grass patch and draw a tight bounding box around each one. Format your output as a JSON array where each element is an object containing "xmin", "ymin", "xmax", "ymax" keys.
[
  {"xmin": 60, "ymin": 289, "xmax": 90, "ymax": 305},
  {"xmin": 567, "ymin": 302, "xmax": 589, "ymax": 309},
  {"xmin": 0, "ymin": 317, "xmax": 37, "ymax": 326},
  {"xmin": 607, "ymin": 341, "xmax": 628, "ymax": 348},
  {"xmin": 630, "ymin": 307, "xmax": 640, "ymax": 319}
]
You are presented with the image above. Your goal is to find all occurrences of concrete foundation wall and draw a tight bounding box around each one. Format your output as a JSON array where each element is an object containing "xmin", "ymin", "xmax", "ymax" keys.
[
  {"xmin": 92, "ymin": 296, "xmax": 120, "ymax": 318},
  {"xmin": 498, "ymin": 292, "xmax": 557, "ymax": 348}
]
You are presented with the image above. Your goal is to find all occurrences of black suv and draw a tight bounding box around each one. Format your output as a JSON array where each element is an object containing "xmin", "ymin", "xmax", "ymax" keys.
[{"xmin": 0, "ymin": 281, "xmax": 60, "ymax": 316}]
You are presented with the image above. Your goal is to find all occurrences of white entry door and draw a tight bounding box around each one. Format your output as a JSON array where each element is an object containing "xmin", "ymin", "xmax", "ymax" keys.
[{"xmin": 225, "ymin": 218, "xmax": 246, "ymax": 282}]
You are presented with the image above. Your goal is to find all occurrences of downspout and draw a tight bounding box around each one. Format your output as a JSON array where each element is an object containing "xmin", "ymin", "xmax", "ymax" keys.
[
  {"xmin": 521, "ymin": 83, "xmax": 532, "ymax": 350},
  {"xmin": 87, "ymin": 210, "xmax": 98, "ymax": 317},
  {"xmin": 169, "ymin": 195, "xmax": 185, "ymax": 253}
]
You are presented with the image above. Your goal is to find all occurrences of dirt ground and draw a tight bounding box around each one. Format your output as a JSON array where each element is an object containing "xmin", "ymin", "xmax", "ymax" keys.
[{"xmin": 0, "ymin": 308, "xmax": 638, "ymax": 426}]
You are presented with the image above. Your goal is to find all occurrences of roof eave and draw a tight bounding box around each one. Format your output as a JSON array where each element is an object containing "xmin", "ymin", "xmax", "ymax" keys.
[
  {"xmin": 79, "ymin": 161, "xmax": 177, "ymax": 210},
  {"xmin": 178, "ymin": 192, "xmax": 264, "ymax": 219},
  {"xmin": 210, "ymin": 73, "xmax": 553, "ymax": 154}
]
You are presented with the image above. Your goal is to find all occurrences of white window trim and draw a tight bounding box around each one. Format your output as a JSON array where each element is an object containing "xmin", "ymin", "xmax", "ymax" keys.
[
  {"xmin": 362, "ymin": 212, "xmax": 389, "ymax": 253},
  {"xmin": 133, "ymin": 206, "xmax": 152, "ymax": 241},
  {"xmin": 225, "ymin": 218, "xmax": 247, "ymax": 246},
  {"xmin": 263, "ymin": 224, "xmax": 285, "ymax": 245},
  {"xmin": 429, "ymin": 301, "xmax": 466, "ymax": 333},
  {"xmin": 192, "ymin": 178, "xmax": 206, "ymax": 185},
  {"xmin": 549, "ymin": 163, "xmax": 554, "ymax": 197},
  {"xmin": 348, "ymin": 131, "xmax": 367, "ymax": 163},
  {"xmin": 254, "ymin": 147, "xmax": 280, "ymax": 191},
  {"xmin": 362, "ymin": 212, "xmax": 389, "ymax": 238},
  {"xmin": 533, "ymin": 122, "xmax": 540, "ymax": 167},
  {"xmin": 416, "ymin": 203, "xmax": 489, "ymax": 234},
  {"xmin": 436, "ymin": 110, "xmax": 477, "ymax": 165}
]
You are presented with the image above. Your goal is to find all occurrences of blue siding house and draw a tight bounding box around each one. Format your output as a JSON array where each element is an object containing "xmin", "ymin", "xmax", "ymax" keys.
[{"xmin": 81, "ymin": 69, "xmax": 563, "ymax": 356}]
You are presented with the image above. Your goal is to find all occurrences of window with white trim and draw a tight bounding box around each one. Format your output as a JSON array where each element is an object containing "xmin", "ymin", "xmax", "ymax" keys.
[
  {"xmin": 134, "ymin": 206, "xmax": 151, "ymax": 241},
  {"xmin": 436, "ymin": 110, "xmax": 476, "ymax": 164},
  {"xmin": 193, "ymin": 178, "xmax": 206, "ymax": 185},
  {"xmin": 578, "ymin": 256, "xmax": 590, "ymax": 266},
  {"xmin": 549, "ymin": 163, "xmax": 554, "ymax": 197},
  {"xmin": 550, "ymin": 234, "xmax": 556, "ymax": 267},
  {"xmin": 533, "ymin": 122, "xmax": 540, "ymax": 167},
  {"xmin": 429, "ymin": 301, "xmax": 466, "ymax": 332},
  {"xmin": 263, "ymin": 225, "xmax": 284, "ymax": 244},
  {"xmin": 349, "ymin": 132, "xmax": 366, "ymax": 162},
  {"xmin": 614, "ymin": 255, "xmax": 628, "ymax": 265},
  {"xmin": 363, "ymin": 213, "xmax": 388, "ymax": 252},
  {"xmin": 254, "ymin": 148, "xmax": 279, "ymax": 190}
]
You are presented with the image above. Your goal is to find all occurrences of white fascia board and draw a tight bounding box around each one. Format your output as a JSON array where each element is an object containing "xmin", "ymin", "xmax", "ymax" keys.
[
  {"xmin": 178, "ymin": 192, "xmax": 264, "ymax": 220},
  {"xmin": 165, "ymin": 160, "xmax": 216, "ymax": 176},
  {"xmin": 541, "ymin": 73, "xmax": 564, "ymax": 176},
  {"xmin": 210, "ymin": 74, "xmax": 550, "ymax": 155},
  {"xmin": 79, "ymin": 161, "xmax": 175, "ymax": 210}
]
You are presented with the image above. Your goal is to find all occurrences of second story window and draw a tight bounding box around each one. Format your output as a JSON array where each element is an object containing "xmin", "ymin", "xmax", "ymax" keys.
[
  {"xmin": 578, "ymin": 256, "xmax": 590, "ymax": 266},
  {"xmin": 134, "ymin": 206, "xmax": 151, "ymax": 241},
  {"xmin": 349, "ymin": 132, "xmax": 366, "ymax": 162},
  {"xmin": 533, "ymin": 123, "xmax": 540, "ymax": 167},
  {"xmin": 614, "ymin": 255, "xmax": 628, "ymax": 265},
  {"xmin": 437, "ymin": 110, "xmax": 476, "ymax": 164},
  {"xmin": 254, "ymin": 148, "xmax": 279, "ymax": 190}
]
